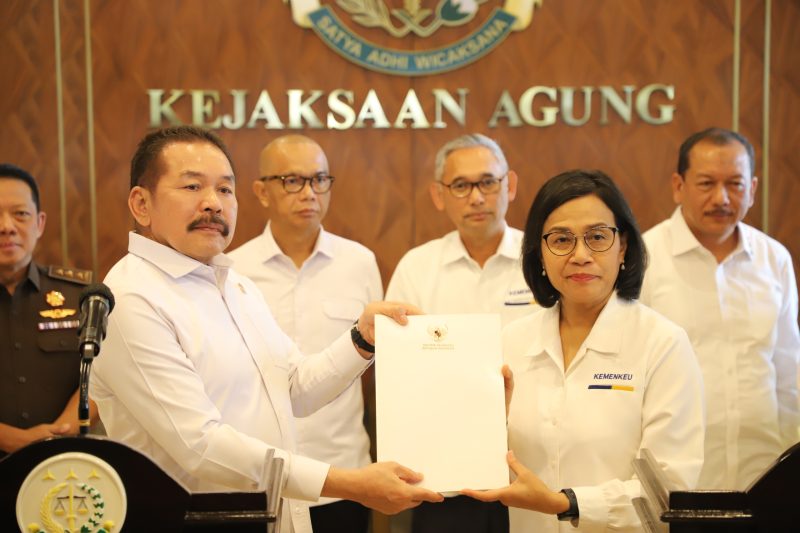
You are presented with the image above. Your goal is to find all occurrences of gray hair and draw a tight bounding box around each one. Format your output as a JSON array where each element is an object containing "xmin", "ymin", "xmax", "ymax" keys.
[{"xmin": 433, "ymin": 134, "xmax": 509, "ymax": 182}]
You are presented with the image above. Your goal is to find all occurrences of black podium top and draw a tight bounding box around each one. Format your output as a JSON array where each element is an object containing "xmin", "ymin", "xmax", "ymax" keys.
[{"xmin": 0, "ymin": 435, "xmax": 272, "ymax": 532}]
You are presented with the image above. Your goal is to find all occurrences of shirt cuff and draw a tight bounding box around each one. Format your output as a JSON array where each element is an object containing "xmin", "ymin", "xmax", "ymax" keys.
[
  {"xmin": 570, "ymin": 485, "xmax": 608, "ymax": 532},
  {"xmin": 330, "ymin": 329, "xmax": 372, "ymax": 377},
  {"xmin": 278, "ymin": 449, "xmax": 331, "ymax": 502}
]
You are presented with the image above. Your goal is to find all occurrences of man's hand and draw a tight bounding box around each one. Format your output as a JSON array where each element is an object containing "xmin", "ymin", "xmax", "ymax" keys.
[
  {"xmin": 356, "ymin": 301, "xmax": 423, "ymax": 351},
  {"xmin": 0, "ymin": 422, "xmax": 72, "ymax": 454},
  {"xmin": 502, "ymin": 364, "xmax": 514, "ymax": 419},
  {"xmin": 323, "ymin": 462, "xmax": 444, "ymax": 515},
  {"xmin": 460, "ymin": 450, "xmax": 569, "ymax": 514}
]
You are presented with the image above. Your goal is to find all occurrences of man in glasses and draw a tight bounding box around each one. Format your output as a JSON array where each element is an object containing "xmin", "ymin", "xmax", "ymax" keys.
[
  {"xmin": 386, "ymin": 133, "xmax": 534, "ymax": 533},
  {"xmin": 229, "ymin": 134, "xmax": 382, "ymax": 533},
  {"xmin": 640, "ymin": 128, "xmax": 799, "ymax": 490}
]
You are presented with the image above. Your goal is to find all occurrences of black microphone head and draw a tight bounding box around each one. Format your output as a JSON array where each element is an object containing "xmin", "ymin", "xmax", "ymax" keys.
[{"xmin": 79, "ymin": 282, "xmax": 115, "ymax": 313}]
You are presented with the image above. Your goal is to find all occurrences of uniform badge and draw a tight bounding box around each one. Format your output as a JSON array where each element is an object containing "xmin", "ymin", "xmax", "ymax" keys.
[
  {"xmin": 39, "ymin": 290, "xmax": 77, "ymax": 321},
  {"xmin": 46, "ymin": 290, "xmax": 66, "ymax": 307}
]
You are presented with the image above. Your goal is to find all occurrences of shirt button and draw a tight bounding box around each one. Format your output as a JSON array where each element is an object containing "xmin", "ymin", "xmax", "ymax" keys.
[
  {"xmin": 21, "ymin": 412, "xmax": 29, "ymax": 419},
  {"xmin": 18, "ymin": 376, "xmax": 26, "ymax": 384},
  {"xmin": 14, "ymin": 341, "xmax": 22, "ymax": 350}
]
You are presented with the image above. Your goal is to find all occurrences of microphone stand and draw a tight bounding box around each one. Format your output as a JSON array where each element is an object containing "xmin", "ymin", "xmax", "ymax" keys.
[{"xmin": 78, "ymin": 344, "xmax": 96, "ymax": 436}]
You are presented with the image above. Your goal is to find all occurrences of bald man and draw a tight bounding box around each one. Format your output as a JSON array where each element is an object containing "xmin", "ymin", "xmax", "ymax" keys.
[{"xmin": 229, "ymin": 136, "xmax": 381, "ymax": 533}]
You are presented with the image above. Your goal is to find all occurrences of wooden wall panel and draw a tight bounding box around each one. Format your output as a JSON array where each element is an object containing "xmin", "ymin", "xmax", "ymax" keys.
[
  {"xmin": 2, "ymin": 0, "xmax": 798, "ymax": 288},
  {"xmin": 58, "ymin": 0, "xmax": 93, "ymax": 272},
  {"xmin": 770, "ymin": 0, "xmax": 800, "ymax": 284},
  {"xmin": 0, "ymin": 1, "xmax": 63, "ymax": 265}
]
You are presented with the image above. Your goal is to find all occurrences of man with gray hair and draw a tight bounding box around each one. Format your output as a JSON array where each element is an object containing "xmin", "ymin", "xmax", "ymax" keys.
[{"xmin": 386, "ymin": 133, "xmax": 535, "ymax": 533}]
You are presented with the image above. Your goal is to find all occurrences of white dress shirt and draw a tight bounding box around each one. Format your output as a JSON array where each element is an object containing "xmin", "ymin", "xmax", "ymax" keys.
[
  {"xmin": 385, "ymin": 226, "xmax": 535, "ymax": 325},
  {"xmin": 229, "ymin": 223, "xmax": 381, "ymax": 506},
  {"xmin": 640, "ymin": 207, "xmax": 800, "ymax": 489},
  {"xmin": 91, "ymin": 233, "xmax": 371, "ymax": 533},
  {"xmin": 504, "ymin": 296, "xmax": 704, "ymax": 533}
]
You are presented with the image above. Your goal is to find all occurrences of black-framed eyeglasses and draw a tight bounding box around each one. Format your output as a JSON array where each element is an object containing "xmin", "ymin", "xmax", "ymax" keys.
[
  {"xmin": 261, "ymin": 174, "xmax": 335, "ymax": 194},
  {"xmin": 440, "ymin": 175, "xmax": 506, "ymax": 198},
  {"xmin": 542, "ymin": 226, "xmax": 619, "ymax": 256}
]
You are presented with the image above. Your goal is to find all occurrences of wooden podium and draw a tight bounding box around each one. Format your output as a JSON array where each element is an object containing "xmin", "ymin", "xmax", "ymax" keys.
[
  {"xmin": 633, "ymin": 442, "xmax": 800, "ymax": 533},
  {"xmin": 0, "ymin": 435, "xmax": 278, "ymax": 532}
]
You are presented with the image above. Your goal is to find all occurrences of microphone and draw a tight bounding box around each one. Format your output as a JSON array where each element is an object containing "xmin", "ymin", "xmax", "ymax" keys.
[{"xmin": 78, "ymin": 283, "xmax": 115, "ymax": 359}]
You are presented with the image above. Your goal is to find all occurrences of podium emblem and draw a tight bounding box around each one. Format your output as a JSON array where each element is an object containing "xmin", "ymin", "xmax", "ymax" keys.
[{"xmin": 16, "ymin": 452, "xmax": 127, "ymax": 533}]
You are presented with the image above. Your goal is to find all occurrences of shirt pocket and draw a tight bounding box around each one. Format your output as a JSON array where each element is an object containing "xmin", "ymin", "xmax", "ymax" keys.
[
  {"xmin": 571, "ymin": 367, "xmax": 643, "ymax": 448},
  {"xmin": 322, "ymin": 298, "xmax": 365, "ymax": 324},
  {"xmin": 37, "ymin": 328, "xmax": 80, "ymax": 353}
]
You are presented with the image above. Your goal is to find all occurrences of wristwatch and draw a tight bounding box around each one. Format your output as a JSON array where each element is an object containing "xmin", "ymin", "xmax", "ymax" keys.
[
  {"xmin": 557, "ymin": 488, "xmax": 579, "ymax": 526},
  {"xmin": 350, "ymin": 321, "xmax": 375, "ymax": 354}
]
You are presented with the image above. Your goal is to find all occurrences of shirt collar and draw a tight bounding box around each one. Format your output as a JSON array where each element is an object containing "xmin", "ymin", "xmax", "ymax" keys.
[
  {"xmin": 441, "ymin": 223, "xmax": 513, "ymax": 265},
  {"xmin": 522, "ymin": 303, "xmax": 562, "ymax": 359},
  {"xmin": 670, "ymin": 207, "xmax": 752, "ymax": 261},
  {"xmin": 27, "ymin": 261, "xmax": 41, "ymax": 291},
  {"xmin": 522, "ymin": 294, "xmax": 625, "ymax": 359},
  {"xmin": 127, "ymin": 232, "xmax": 232, "ymax": 281},
  {"xmin": 582, "ymin": 295, "xmax": 626, "ymax": 354},
  {"xmin": 262, "ymin": 222, "xmax": 332, "ymax": 262},
  {"xmin": 670, "ymin": 207, "xmax": 704, "ymax": 256}
]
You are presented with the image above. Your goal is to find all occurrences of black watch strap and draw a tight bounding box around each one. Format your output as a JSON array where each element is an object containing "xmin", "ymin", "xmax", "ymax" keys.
[
  {"xmin": 557, "ymin": 488, "xmax": 579, "ymax": 524},
  {"xmin": 350, "ymin": 321, "xmax": 375, "ymax": 354}
]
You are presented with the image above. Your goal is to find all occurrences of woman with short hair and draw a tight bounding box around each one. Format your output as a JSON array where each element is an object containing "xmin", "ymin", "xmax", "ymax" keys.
[{"xmin": 463, "ymin": 169, "xmax": 705, "ymax": 533}]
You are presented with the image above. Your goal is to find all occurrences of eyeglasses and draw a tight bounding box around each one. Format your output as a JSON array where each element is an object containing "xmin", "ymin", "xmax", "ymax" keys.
[
  {"xmin": 440, "ymin": 175, "xmax": 506, "ymax": 198},
  {"xmin": 261, "ymin": 174, "xmax": 335, "ymax": 194},
  {"xmin": 542, "ymin": 226, "xmax": 619, "ymax": 256}
]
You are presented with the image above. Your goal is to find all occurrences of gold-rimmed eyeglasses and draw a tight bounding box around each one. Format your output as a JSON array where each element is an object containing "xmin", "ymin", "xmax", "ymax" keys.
[{"xmin": 542, "ymin": 226, "xmax": 619, "ymax": 256}]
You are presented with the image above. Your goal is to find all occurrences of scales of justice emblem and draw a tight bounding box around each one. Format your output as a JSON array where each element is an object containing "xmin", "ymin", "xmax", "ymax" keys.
[
  {"xmin": 284, "ymin": 0, "xmax": 544, "ymax": 75},
  {"xmin": 16, "ymin": 452, "xmax": 127, "ymax": 533}
]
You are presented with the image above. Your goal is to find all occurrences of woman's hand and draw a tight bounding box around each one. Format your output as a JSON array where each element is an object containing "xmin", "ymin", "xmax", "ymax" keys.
[
  {"xmin": 502, "ymin": 364, "xmax": 514, "ymax": 418},
  {"xmin": 460, "ymin": 450, "xmax": 569, "ymax": 515}
]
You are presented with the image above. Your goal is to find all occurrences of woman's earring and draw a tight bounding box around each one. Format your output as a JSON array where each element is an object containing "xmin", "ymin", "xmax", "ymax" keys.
[
  {"xmin": 620, "ymin": 262, "xmax": 626, "ymax": 271},
  {"xmin": 542, "ymin": 269, "xmax": 546, "ymax": 276}
]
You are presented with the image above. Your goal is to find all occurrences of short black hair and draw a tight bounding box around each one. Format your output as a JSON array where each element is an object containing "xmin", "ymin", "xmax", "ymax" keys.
[
  {"xmin": 677, "ymin": 127, "xmax": 755, "ymax": 176},
  {"xmin": 130, "ymin": 126, "xmax": 234, "ymax": 190},
  {"xmin": 522, "ymin": 169, "xmax": 647, "ymax": 307},
  {"xmin": 0, "ymin": 163, "xmax": 41, "ymax": 211}
]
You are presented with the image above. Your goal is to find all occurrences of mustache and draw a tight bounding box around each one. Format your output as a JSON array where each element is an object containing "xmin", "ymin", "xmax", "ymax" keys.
[
  {"xmin": 705, "ymin": 209, "xmax": 734, "ymax": 217},
  {"xmin": 187, "ymin": 215, "xmax": 230, "ymax": 237}
]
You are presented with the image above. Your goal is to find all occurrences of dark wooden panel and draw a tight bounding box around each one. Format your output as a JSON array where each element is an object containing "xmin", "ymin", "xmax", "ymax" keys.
[
  {"xmin": 769, "ymin": 0, "xmax": 800, "ymax": 287},
  {"xmin": 3, "ymin": 0, "xmax": 797, "ymax": 288},
  {"xmin": 0, "ymin": 1, "xmax": 64, "ymax": 265}
]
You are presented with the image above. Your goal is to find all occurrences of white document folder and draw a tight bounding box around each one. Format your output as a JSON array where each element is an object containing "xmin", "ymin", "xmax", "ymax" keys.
[{"xmin": 375, "ymin": 314, "xmax": 509, "ymax": 493}]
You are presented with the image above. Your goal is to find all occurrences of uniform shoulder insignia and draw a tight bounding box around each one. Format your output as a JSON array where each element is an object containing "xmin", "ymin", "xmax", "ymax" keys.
[{"xmin": 47, "ymin": 265, "xmax": 93, "ymax": 285}]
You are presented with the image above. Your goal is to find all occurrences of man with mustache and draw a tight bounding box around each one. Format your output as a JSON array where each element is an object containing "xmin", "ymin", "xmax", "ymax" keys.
[
  {"xmin": 0, "ymin": 164, "xmax": 97, "ymax": 457},
  {"xmin": 386, "ymin": 134, "xmax": 534, "ymax": 533},
  {"xmin": 90, "ymin": 126, "xmax": 442, "ymax": 533},
  {"xmin": 229, "ymin": 135, "xmax": 380, "ymax": 533},
  {"xmin": 640, "ymin": 127, "xmax": 799, "ymax": 490}
]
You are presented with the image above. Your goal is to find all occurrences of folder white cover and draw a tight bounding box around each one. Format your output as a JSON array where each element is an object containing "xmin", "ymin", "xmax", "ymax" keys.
[{"xmin": 375, "ymin": 314, "xmax": 508, "ymax": 493}]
